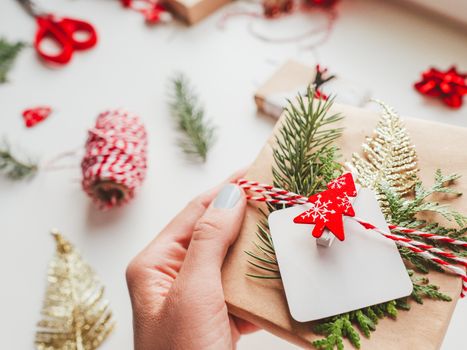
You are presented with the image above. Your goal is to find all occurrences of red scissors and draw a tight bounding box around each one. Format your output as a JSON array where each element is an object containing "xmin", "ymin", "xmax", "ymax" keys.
[{"xmin": 17, "ymin": 0, "xmax": 98, "ymax": 65}]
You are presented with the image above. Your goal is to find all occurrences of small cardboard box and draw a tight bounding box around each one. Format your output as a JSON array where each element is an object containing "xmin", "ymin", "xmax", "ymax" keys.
[
  {"xmin": 163, "ymin": 0, "xmax": 230, "ymax": 25},
  {"xmin": 222, "ymin": 102, "xmax": 465, "ymax": 349},
  {"xmin": 255, "ymin": 60, "xmax": 371, "ymax": 119}
]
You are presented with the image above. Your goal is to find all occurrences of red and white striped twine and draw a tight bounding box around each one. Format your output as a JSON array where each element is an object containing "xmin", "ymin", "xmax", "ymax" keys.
[
  {"xmin": 81, "ymin": 109, "xmax": 148, "ymax": 210},
  {"xmin": 238, "ymin": 178, "xmax": 467, "ymax": 297}
]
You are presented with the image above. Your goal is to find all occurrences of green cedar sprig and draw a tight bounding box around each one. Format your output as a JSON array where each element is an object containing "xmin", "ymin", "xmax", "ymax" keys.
[
  {"xmin": 0, "ymin": 38, "xmax": 25, "ymax": 83},
  {"xmin": 0, "ymin": 139, "xmax": 37, "ymax": 180},
  {"xmin": 169, "ymin": 73, "xmax": 216, "ymax": 162}
]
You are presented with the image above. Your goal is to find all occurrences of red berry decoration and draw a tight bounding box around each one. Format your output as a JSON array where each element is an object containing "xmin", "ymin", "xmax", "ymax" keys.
[
  {"xmin": 414, "ymin": 66, "xmax": 467, "ymax": 109},
  {"xmin": 22, "ymin": 106, "xmax": 52, "ymax": 128}
]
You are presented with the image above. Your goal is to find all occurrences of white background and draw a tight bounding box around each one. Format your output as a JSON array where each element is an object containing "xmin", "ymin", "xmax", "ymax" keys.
[{"xmin": 0, "ymin": 0, "xmax": 466, "ymax": 349}]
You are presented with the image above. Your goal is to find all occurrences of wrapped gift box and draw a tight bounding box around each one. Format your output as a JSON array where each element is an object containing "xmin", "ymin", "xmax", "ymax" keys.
[
  {"xmin": 255, "ymin": 60, "xmax": 371, "ymax": 119},
  {"xmin": 222, "ymin": 103, "xmax": 466, "ymax": 349},
  {"xmin": 163, "ymin": 0, "xmax": 230, "ymax": 24},
  {"xmin": 399, "ymin": 0, "xmax": 467, "ymax": 27}
]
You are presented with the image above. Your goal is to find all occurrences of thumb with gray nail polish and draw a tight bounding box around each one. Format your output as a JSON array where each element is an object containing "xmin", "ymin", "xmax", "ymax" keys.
[{"xmin": 180, "ymin": 184, "xmax": 246, "ymax": 275}]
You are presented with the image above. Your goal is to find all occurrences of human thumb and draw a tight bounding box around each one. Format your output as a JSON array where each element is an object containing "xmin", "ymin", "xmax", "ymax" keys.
[{"xmin": 179, "ymin": 184, "xmax": 246, "ymax": 277}]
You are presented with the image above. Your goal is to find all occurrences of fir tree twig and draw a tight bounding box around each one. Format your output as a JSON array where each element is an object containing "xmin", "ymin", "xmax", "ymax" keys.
[
  {"xmin": 0, "ymin": 139, "xmax": 37, "ymax": 180},
  {"xmin": 0, "ymin": 38, "xmax": 25, "ymax": 83},
  {"xmin": 169, "ymin": 73, "xmax": 216, "ymax": 162}
]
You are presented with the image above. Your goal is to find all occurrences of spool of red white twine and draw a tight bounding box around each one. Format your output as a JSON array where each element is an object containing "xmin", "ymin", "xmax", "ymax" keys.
[{"xmin": 81, "ymin": 109, "xmax": 148, "ymax": 209}]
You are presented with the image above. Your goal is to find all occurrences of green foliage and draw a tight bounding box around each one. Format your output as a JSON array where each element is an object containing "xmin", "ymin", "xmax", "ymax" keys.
[
  {"xmin": 169, "ymin": 73, "xmax": 216, "ymax": 162},
  {"xmin": 382, "ymin": 170, "xmax": 467, "ymax": 272},
  {"xmin": 0, "ymin": 139, "xmax": 37, "ymax": 180},
  {"xmin": 272, "ymin": 87, "xmax": 343, "ymax": 196},
  {"xmin": 0, "ymin": 38, "xmax": 24, "ymax": 83},
  {"xmin": 312, "ymin": 316, "xmax": 348, "ymax": 350},
  {"xmin": 408, "ymin": 270, "xmax": 452, "ymax": 303}
]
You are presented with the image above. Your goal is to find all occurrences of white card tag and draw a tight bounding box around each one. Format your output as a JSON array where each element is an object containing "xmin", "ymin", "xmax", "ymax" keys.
[{"xmin": 268, "ymin": 188, "xmax": 413, "ymax": 322}]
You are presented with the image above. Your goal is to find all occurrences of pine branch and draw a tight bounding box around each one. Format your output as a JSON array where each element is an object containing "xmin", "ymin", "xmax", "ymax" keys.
[
  {"xmin": 169, "ymin": 73, "xmax": 216, "ymax": 162},
  {"xmin": 0, "ymin": 38, "xmax": 24, "ymax": 83},
  {"xmin": 246, "ymin": 88, "xmax": 342, "ymax": 280},
  {"xmin": 0, "ymin": 139, "xmax": 37, "ymax": 180},
  {"xmin": 273, "ymin": 87, "xmax": 343, "ymax": 196}
]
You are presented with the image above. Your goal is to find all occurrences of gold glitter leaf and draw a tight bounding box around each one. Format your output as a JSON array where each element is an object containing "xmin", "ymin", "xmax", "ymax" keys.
[
  {"xmin": 35, "ymin": 230, "xmax": 115, "ymax": 350},
  {"xmin": 351, "ymin": 101, "xmax": 418, "ymax": 216}
]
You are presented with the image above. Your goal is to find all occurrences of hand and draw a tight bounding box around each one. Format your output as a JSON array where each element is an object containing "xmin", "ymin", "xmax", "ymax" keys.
[{"xmin": 126, "ymin": 172, "xmax": 259, "ymax": 350}]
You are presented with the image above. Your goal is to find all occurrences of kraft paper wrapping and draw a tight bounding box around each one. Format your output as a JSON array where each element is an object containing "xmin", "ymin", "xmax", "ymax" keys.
[
  {"xmin": 255, "ymin": 61, "xmax": 316, "ymax": 118},
  {"xmin": 255, "ymin": 60, "xmax": 370, "ymax": 119},
  {"xmin": 163, "ymin": 0, "xmax": 230, "ymax": 24},
  {"xmin": 222, "ymin": 103, "xmax": 465, "ymax": 349}
]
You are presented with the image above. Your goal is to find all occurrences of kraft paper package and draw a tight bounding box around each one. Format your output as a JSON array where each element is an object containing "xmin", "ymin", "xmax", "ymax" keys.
[{"xmin": 222, "ymin": 102, "xmax": 465, "ymax": 349}]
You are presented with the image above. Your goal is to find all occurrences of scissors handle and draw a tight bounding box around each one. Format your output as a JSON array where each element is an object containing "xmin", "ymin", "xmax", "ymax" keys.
[
  {"xmin": 60, "ymin": 17, "xmax": 98, "ymax": 50},
  {"xmin": 34, "ymin": 16, "xmax": 98, "ymax": 65}
]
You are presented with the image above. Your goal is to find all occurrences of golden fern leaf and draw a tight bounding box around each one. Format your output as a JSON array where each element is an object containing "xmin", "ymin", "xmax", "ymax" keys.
[
  {"xmin": 35, "ymin": 230, "xmax": 115, "ymax": 350},
  {"xmin": 351, "ymin": 101, "xmax": 418, "ymax": 216}
]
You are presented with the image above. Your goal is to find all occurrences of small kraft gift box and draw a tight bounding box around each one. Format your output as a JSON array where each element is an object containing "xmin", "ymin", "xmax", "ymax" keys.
[
  {"xmin": 162, "ymin": 0, "xmax": 230, "ymax": 24},
  {"xmin": 222, "ymin": 100, "xmax": 466, "ymax": 349},
  {"xmin": 255, "ymin": 60, "xmax": 371, "ymax": 119}
]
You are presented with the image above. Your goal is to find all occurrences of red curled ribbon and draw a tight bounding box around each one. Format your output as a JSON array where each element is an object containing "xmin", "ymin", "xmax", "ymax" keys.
[{"xmin": 414, "ymin": 66, "xmax": 467, "ymax": 109}]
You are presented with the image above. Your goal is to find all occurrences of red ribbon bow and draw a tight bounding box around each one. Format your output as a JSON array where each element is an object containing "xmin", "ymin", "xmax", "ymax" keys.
[
  {"xmin": 414, "ymin": 66, "xmax": 467, "ymax": 109},
  {"xmin": 293, "ymin": 172, "xmax": 357, "ymax": 241}
]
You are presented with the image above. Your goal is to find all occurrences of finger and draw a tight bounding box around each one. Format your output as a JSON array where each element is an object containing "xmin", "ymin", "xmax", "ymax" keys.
[
  {"xmin": 126, "ymin": 168, "xmax": 247, "ymax": 284},
  {"xmin": 231, "ymin": 315, "xmax": 260, "ymax": 335},
  {"xmin": 178, "ymin": 183, "xmax": 246, "ymax": 279},
  {"xmin": 145, "ymin": 166, "xmax": 248, "ymax": 249}
]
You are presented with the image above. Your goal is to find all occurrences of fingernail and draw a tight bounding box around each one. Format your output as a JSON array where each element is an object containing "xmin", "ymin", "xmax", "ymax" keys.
[{"xmin": 213, "ymin": 184, "xmax": 242, "ymax": 209}]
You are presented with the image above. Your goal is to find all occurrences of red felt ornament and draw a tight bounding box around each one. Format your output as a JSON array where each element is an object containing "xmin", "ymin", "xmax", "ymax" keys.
[
  {"xmin": 293, "ymin": 172, "xmax": 357, "ymax": 241},
  {"xmin": 414, "ymin": 66, "xmax": 467, "ymax": 109},
  {"xmin": 22, "ymin": 106, "xmax": 52, "ymax": 128}
]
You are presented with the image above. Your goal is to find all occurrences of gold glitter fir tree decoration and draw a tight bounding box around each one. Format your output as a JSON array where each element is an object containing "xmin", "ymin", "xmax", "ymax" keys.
[
  {"xmin": 35, "ymin": 230, "xmax": 115, "ymax": 350},
  {"xmin": 351, "ymin": 101, "xmax": 418, "ymax": 217}
]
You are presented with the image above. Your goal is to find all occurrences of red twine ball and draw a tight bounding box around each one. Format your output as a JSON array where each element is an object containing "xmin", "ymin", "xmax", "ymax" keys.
[
  {"xmin": 22, "ymin": 106, "xmax": 52, "ymax": 128},
  {"xmin": 414, "ymin": 66, "xmax": 467, "ymax": 109},
  {"xmin": 81, "ymin": 109, "xmax": 148, "ymax": 210}
]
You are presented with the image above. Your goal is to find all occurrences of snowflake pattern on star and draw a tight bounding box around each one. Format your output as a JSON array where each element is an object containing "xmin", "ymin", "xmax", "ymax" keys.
[
  {"xmin": 337, "ymin": 195, "xmax": 352, "ymax": 212},
  {"xmin": 300, "ymin": 195, "xmax": 335, "ymax": 223},
  {"xmin": 328, "ymin": 176, "xmax": 347, "ymax": 190}
]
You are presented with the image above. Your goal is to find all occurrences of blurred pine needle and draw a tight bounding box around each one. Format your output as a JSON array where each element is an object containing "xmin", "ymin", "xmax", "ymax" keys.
[
  {"xmin": 169, "ymin": 73, "xmax": 216, "ymax": 162},
  {"xmin": 0, "ymin": 139, "xmax": 37, "ymax": 180},
  {"xmin": 0, "ymin": 38, "xmax": 24, "ymax": 83}
]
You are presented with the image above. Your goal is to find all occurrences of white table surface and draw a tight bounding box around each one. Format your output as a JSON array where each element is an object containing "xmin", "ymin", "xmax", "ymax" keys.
[{"xmin": 0, "ymin": 0, "xmax": 466, "ymax": 349}]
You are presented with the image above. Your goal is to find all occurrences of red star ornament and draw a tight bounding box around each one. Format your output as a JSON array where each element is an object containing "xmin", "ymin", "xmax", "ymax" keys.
[{"xmin": 293, "ymin": 173, "xmax": 357, "ymax": 241}]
